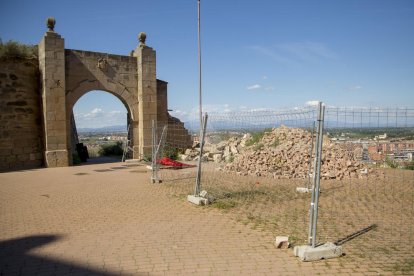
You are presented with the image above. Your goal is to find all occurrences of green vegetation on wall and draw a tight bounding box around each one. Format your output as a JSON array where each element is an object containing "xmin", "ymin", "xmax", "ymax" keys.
[{"xmin": 0, "ymin": 40, "xmax": 38, "ymax": 59}]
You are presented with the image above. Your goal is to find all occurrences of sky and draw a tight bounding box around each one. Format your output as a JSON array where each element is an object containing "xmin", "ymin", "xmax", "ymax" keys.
[{"xmin": 1, "ymin": 0, "xmax": 414, "ymax": 128}]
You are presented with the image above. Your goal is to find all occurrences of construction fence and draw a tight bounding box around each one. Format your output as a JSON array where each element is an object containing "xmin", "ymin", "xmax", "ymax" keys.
[{"xmin": 151, "ymin": 105, "xmax": 414, "ymax": 273}]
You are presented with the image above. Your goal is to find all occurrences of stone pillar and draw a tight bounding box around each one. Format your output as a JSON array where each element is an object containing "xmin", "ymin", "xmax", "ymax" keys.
[
  {"xmin": 133, "ymin": 33, "xmax": 157, "ymax": 159},
  {"xmin": 38, "ymin": 18, "xmax": 69, "ymax": 167}
]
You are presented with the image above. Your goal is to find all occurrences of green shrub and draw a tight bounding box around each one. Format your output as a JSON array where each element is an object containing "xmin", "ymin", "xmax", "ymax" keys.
[
  {"xmin": 163, "ymin": 144, "xmax": 179, "ymax": 160},
  {"xmin": 72, "ymin": 153, "xmax": 81, "ymax": 165},
  {"xmin": 404, "ymin": 161, "xmax": 414, "ymax": 170},
  {"xmin": 99, "ymin": 141, "xmax": 124, "ymax": 156},
  {"xmin": 0, "ymin": 40, "xmax": 38, "ymax": 59},
  {"xmin": 245, "ymin": 130, "xmax": 268, "ymax": 147},
  {"xmin": 385, "ymin": 156, "xmax": 398, "ymax": 169}
]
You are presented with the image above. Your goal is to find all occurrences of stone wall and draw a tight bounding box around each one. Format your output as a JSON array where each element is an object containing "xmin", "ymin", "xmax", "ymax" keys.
[
  {"xmin": 0, "ymin": 58, "xmax": 43, "ymax": 171},
  {"xmin": 156, "ymin": 80, "xmax": 192, "ymax": 149},
  {"xmin": 0, "ymin": 30, "xmax": 192, "ymax": 170}
]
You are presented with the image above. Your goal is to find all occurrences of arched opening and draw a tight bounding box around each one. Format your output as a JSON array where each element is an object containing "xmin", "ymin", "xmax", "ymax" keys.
[{"xmin": 71, "ymin": 90, "xmax": 132, "ymax": 165}]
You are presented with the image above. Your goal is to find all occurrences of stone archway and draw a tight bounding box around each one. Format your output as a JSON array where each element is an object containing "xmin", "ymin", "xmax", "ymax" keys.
[
  {"xmin": 68, "ymin": 89, "xmax": 134, "ymax": 163},
  {"xmin": 64, "ymin": 50, "xmax": 140, "ymax": 164},
  {"xmin": 38, "ymin": 19, "xmax": 157, "ymax": 167}
]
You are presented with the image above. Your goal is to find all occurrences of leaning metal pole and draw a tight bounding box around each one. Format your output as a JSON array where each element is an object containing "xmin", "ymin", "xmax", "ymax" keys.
[
  {"xmin": 308, "ymin": 122, "xmax": 318, "ymax": 244},
  {"xmin": 197, "ymin": 0, "xmax": 203, "ymax": 131},
  {"xmin": 308, "ymin": 102, "xmax": 325, "ymax": 247},
  {"xmin": 306, "ymin": 121, "xmax": 316, "ymax": 190},
  {"xmin": 194, "ymin": 113, "xmax": 208, "ymax": 196}
]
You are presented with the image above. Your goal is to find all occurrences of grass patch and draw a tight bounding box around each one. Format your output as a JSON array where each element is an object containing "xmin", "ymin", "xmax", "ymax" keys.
[
  {"xmin": 270, "ymin": 138, "xmax": 280, "ymax": 147},
  {"xmin": 404, "ymin": 161, "xmax": 414, "ymax": 170},
  {"xmin": 392, "ymin": 258, "xmax": 414, "ymax": 273},
  {"xmin": 253, "ymin": 143, "xmax": 264, "ymax": 151},
  {"xmin": 245, "ymin": 129, "xmax": 271, "ymax": 147},
  {"xmin": 227, "ymin": 155, "xmax": 234, "ymax": 163},
  {"xmin": 209, "ymin": 188, "xmax": 269, "ymax": 210},
  {"xmin": 221, "ymin": 189, "xmax": 267, "ymax": 199},
  {"xmin": 211, "ymin": 199, "xmax": 237, "ymax": 210}
]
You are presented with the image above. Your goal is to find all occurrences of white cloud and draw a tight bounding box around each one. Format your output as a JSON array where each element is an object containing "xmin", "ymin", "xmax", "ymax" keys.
[
  {"xmin": 169, "ymin": 109, "xmax": 188, "ymax": 118},
  {"xmin": 277, "ymin": 42, "xmax": 338, "ymax": 62},
  {"xmin": 248, "ymin": 45, "xmax": 297, "ymax": 67},
  {"xmin": 91, "ymin": 108, "xmax": 103, "ymax": 114},
  {"xmin": 246, "ymin": 84, "xmax": 261, "ymax": 90},
  {"xmin": 262, "ymin": 75, "xmax": 268, "ymax": 80},
  {"xmin": 109, "ymin": 110, "xmax": 122, "ymax": 114},
  {"xmin": 74, "ymin": 108, "xmax": 126, "ymax": 128},
  {"xmin": 264, "ymin": 86, "xmax": 275, "ymax": 91},
  {"xmin": 82, "ymin": 108, "xmax": 104, "ymax": 118},
  {"xmin": 248, "ymin": 107, "xmax": 270, "ymax": 112},
  {"xmin": 305, "ymin": 100, "xmax": 320, "ymax": 107},
  {"xmin": 248, "ymin": 41, "xmax": 338, "ymax": 67},
  {"xmin": 348, "ymin": 85, "xmax": 362, "ymax": 91}
]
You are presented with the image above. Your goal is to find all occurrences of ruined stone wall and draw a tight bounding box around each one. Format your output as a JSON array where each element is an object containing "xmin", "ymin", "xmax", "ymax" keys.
[
  {"xmin": 0, "ymin": 58, "xmax": 43, "ymax": 171},
  {"xmin": 156, "ymin": 80, "xmax": 192, "ymax": 149}
]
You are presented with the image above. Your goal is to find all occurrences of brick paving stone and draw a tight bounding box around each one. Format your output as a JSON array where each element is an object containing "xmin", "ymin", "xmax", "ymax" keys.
[{"xmin": 0, "ymin": 162, "xmax": 395, "ymax": 275}]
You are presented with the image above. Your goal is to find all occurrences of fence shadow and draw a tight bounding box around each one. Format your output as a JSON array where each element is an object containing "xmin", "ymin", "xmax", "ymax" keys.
[{"xmin": 334, "ymin": 224, "xmax": 378, "ymax": 246}]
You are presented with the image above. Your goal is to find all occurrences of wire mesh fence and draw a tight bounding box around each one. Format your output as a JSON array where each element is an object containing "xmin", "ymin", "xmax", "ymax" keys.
[
  {"xmin": 150, "ymin": 118, "xmax": 198, "ymax": 186},
  {"xmin": 153, "ymin": 106, "xmax": 414, "ymax": 273},
  {"xmin": 317, "ymin": 107, "xmax": 414, "ymax": 271}
]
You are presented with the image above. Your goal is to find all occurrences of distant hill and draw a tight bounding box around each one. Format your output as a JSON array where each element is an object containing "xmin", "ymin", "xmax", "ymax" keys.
[{"xmin": 77, "ymin": 125, "xmax": 127, "ymax": 133}]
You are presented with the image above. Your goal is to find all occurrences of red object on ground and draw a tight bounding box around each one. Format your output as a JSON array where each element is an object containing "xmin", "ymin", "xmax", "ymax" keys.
[{"xmin": 157, "ymin": 157, "xmax": 196, "ymax": 168}]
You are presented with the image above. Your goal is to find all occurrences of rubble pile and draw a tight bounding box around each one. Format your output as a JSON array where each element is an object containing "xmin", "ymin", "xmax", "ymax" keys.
[{"xmin": 180, "ymin": 125, "xmax": 370, "ymax": 180}]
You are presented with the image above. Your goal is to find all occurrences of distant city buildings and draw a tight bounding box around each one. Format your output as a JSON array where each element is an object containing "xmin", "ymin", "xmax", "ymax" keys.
[{"xmin": 329, "ymin": 132, "xmax": 414, "ymax": 164}]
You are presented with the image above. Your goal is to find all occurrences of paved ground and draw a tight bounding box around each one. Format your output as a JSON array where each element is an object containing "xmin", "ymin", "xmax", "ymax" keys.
[{"xmin": 0, "ymin": 161, "xmax": 388, "ymax": 275}]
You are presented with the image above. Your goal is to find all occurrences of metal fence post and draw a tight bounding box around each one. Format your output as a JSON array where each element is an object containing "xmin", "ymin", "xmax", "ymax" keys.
[
  {"xmin": 308, "ymin": 102, "xmax": 325, "ymax": 247},
  {"xmin": 122, "ymin": 123, "xmax": 129, "ymax": 162},
  {"xmin": 194, "ymin": 113, "xmax": 208, "ymax": 196},
  {"xmin": 151, "ymin": 120, "xmax": 157, "ymax": 183},
  {"xmin": 307, "ymin": 121, "xmax": 316, "ymax": 190}
]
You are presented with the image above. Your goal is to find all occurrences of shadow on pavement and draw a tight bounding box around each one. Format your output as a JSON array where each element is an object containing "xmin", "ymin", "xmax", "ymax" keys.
[
  {"xmin": 79, "ymin": 156, "xmax": 122, "ymax": 166},
  {"xmin": 0, "ymin": 235, "xmax": 135, "ymax": 275}
]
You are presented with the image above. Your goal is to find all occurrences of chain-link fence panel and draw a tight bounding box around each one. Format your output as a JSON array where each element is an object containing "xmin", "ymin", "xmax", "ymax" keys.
[
  {"xmin": 156, "ymin": 106, "xmax": 414, "ymax": 273},
  {"xmin": 196, "ymin": 109, "xmax": 318, "ymax": 244},
  {"xmin": 312, "ymin": 107, "xmax": 414, "ymax": 272}
]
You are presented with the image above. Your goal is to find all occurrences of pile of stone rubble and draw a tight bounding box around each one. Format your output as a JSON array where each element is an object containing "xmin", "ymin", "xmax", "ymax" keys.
[{"xmin": 179, "ymin": 125, "xmax": 371, "ymax": 180}]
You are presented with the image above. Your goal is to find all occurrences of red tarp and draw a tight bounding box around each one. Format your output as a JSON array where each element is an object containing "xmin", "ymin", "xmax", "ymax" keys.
[{"xmin": 157, "ymin": 157, "xmax": 196, "ymax": 168}]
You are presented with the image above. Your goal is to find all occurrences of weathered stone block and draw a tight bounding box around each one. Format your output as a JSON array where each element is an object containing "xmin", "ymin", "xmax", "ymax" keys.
[{"xmin": 45, "ymin": 150, "xmax": 68, "ymax": 167}]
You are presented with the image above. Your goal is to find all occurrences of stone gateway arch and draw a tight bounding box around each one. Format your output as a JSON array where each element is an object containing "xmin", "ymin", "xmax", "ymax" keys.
[{"xmin": 37, "ymin": 18, "xmax": 190, "ymax": 167}]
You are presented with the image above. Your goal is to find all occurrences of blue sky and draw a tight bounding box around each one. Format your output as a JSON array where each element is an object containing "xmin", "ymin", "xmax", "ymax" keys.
[{"xmin": 1, "ymin": 0, "xmax": 413, "ymax": 127}]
